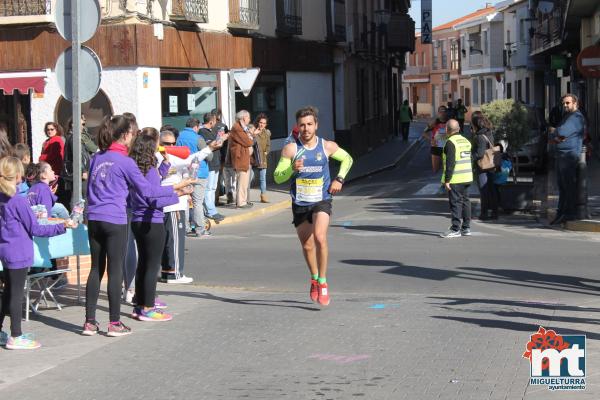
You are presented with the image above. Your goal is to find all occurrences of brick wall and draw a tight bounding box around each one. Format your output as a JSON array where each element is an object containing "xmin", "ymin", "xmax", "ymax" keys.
[{"xmin": 55, "ymin": 255, "xmax": 102, "ymax": 285}]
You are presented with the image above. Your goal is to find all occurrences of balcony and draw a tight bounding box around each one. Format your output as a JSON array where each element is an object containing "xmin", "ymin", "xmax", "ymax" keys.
[
  {"xmin": 170, "ymin": 0, "xmax": 208, "ymax": 23},
  {"xmin": 276, "ymin": 0, "xmax": 302, "ymax": 36},
  {"xmin": 530, "ymin": 4, "xmax": 564, "ymax": 55},
  {"xmin": 228, "ymin": 0, "xmax": 259, "ymax": 31},
  {"xmin": 0, "ymin": 0, "xmax": 53, "ymax": 24},
  {"xmin": 469, "ymin": 53, "xmax": 483, "ymax": 67},
  {"xmin": 403, "ymin": 65, "xmax": 430, "ymax": 75}
]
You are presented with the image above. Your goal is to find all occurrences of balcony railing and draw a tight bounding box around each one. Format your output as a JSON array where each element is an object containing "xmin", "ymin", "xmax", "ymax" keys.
[
  {"xmin": 0, "ymin": 0, "xmax": 53, "ymax": 23},
  {"xmin": 228, "ymin": 0, "xmax": 259, "ymax": 30},
  {"xmin": 530, "ymin": 5, "xmax": 564, "ymax": 55},
  {"xmin": 276, "ymin": 0, "xmax": 302, "ymax": 36},
  {"xmin": 403, "ymin": 65, "xmax": 431, "ymax": 75},
  {"xmin": 171, "ymin": 0, "xmax": 208, "ymax": 23},
  {"xmin": 469, "ymin": 53, "xmax": 483, "ymax": 67}
]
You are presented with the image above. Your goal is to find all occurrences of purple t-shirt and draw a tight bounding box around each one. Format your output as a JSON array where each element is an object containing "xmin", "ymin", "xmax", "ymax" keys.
[
  {"xmin": 0, "ymin": 193, "xmax": 65, "ymax": 268},
  {"xmin": 87, "ymin": 150, "xmax": 176, "ymax": 225},
  {"xmin": 27, "ymin": 182, "xmax": 56, "ymax": 215},
  {"xmin": 129, "ymin": 166, "xmax": 178, "ymax": 223}
]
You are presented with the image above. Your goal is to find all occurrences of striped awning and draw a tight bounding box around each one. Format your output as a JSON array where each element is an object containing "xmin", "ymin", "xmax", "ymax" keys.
[{"xmin": 0, "ymin": 70, "xmax": 47, "ymax": 94}]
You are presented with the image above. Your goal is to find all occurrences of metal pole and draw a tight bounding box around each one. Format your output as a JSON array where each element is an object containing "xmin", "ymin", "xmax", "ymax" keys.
[
  {"xmin": 71, "ymin": 0, "xmax": 82, "ymax": 208},
  {"xmin": 229, "ymin": 70, "xmax": 236, "ymax": 128}
]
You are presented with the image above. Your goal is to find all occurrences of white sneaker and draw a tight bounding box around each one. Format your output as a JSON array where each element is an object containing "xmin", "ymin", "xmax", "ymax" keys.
[
  {"xmin": 124, "ymin": 289, "xmax": 135, "ymax": 305},
  {"xmin": 440, "ymin": 229, "xmax": 461, "ymax": 238},
  {"xmin": 166, "ymin": 276, "xmax": 194, "ymax": 284}
]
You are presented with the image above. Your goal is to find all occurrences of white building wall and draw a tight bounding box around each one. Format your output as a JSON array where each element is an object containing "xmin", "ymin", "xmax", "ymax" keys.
[
  {"xmin": 31, "ymin": 67, "xmax": 161, "ymax": 160},
  {"xmin": 270, "ymin": 72, "xmax": 333, "ymax": 151},
  {"xmin": 198, "ymin": 0, "xmax": 230, "ymax": 31}
]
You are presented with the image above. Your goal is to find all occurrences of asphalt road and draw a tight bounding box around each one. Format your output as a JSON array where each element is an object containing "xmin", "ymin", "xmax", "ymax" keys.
[{"xmin": 2, "ymin": 137, "xmax": 600, "ymax": 399}]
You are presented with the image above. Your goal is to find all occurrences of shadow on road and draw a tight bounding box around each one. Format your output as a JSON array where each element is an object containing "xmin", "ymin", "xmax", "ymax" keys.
[
  {"xmin": 159, "ymin": 290, "xmax": 320, "ymax": 311},
  {"xmin": 333, "ymin": 225, "xmax": 441, "ymax": 237}
]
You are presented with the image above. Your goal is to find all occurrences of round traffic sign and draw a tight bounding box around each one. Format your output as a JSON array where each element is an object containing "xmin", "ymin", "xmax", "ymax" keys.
[
  {"xmin": 55, "ymin": 45, "xmax": 102, "ymax": 102},
  {"xmin": 54, "ymin": 0, "xmax": 101, "ymax": 42}
]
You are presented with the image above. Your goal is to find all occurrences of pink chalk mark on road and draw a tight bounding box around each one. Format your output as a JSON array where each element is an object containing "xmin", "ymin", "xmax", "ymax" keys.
[{"xmin": 308, "ymin": 354, "xmax": 371, "ymax": 364}]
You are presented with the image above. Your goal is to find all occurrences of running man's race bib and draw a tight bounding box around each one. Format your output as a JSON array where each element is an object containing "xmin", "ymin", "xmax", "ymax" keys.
[{"xmin": 295, "ymin": 177, "xmax": 324, "ymax": 203}]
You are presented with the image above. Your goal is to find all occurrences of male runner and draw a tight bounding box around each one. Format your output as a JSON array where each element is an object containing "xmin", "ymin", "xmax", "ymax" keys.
[{"xmin": 274, "ymin": 106, "xmax": 353, "ymax": 306}]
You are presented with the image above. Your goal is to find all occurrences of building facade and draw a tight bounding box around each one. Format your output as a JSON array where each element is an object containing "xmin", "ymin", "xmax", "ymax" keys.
[{"xmin": 0, "ymin": 0, "xmax": 415, "ymax": 161}]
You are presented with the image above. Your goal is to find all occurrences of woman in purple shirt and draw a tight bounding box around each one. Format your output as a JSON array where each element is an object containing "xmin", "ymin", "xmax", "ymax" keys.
[
  {"xmin": 129, "ymin": 128, "xmax": 183, "ymax": 322},
  {"xmin": 26, "ymin": 161, "xmax": 69, "ymax": 219},
  {"xmin": 0, "ymin": 157, "xmax": 76, "ymax": 350},
  {"xmin": 83, "ymin": 116, "xmax": 192, "ymax": 337}
]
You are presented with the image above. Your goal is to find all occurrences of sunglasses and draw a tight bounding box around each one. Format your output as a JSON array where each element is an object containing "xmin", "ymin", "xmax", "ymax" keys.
[
  {"xmin": 162, "ymin": 141, "xmax": 176, "ymax": 146},
  {"xmin": 46, "ymin": 127, "xmax": 56, "ymax": 131}
]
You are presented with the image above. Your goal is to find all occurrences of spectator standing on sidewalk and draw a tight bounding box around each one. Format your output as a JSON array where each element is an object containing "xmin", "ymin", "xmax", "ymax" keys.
[
  {"xmin": 211, "ymin": 109, "xmax": 230, "ymax": 205},
  {"xmin": 399, "ymin": 100, "xmax": 413, "ymax": 141},
  {"xmin": 440, "ymin": 119, "xmax": 473, "ymax": 238},
  {"xmin": 199, "ymin": 112, "xmax": 226, "ymax": 223},
  {"xmin": 548, "ymin": 93, "xmax": 586, "ymax": 225},
  {"xmin": 253, "ymin": 113, "xmax": 271, "ymax": 203},
  {"xmin": 455, "ymin": 99, "xmax": 468, "ymax": 133},
  {"xmin": 471, "ymin": 111, "xmax": 499, "ymax": 220},
  {"xmin": 229, "ymin": 110, "xmax": 255, "ymax": 209},
  {"xmin": 176, "ymin": 117, "xmax": 212, "ymax": 237}
]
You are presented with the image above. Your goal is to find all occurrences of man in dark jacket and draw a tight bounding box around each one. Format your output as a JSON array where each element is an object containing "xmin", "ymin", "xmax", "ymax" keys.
[
  {"xmin": 549, "ymin": 94, "xmax": 585, "ymax": 224},
  {"xmin": 199, "ymin": 112, "xmax": 226, "ymax": 222}
]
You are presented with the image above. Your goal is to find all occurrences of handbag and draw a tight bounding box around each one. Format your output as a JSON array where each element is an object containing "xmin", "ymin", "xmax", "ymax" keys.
[{"xmin": 476, "ymin": 134, "xmax": 502, "ymax": 171}]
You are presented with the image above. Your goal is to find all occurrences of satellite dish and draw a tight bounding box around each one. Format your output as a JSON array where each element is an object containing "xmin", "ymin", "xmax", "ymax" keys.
[{"xmin": 538, "ymin": 1, "xmax": 554, "ymax": 14}]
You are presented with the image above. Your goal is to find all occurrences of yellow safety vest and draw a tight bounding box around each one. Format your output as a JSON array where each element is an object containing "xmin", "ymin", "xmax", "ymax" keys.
[{"xmin": 442, "ymin": 134, "xmax": 473, "ymax": 184}]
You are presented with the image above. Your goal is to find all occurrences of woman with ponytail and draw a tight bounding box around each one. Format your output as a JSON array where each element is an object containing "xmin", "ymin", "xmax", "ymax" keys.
[{"xmin": 83, "ymin": 116, "xmax": 192, "ymax": 337}]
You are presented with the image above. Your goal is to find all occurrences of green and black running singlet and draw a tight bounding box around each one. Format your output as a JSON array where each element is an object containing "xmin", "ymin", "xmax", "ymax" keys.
[{"xmin": 291, "ymin": 137, "xmax": 331, "ymax": 206}]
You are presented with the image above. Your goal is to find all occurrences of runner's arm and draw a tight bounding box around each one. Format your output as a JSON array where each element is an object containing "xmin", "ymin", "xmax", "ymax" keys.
[
  {"xmin": 273, "ymin": 143, "xmax": 296, "ymax": 184},
  {"xmin": 329, "ymin": 147, "xmax": 353, "ymax": 180}
]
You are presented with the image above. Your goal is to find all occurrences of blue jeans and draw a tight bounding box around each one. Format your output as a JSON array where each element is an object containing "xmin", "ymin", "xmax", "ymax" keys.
[
  {"xmin": 51, "ymin": 203, "xmax": 70, "ymax": 219},
  {"xmin": 258, "ymin": 168, "xmax": 267, "ymax": 194},
  {"xmin": 204, "ymin": 170, "xmax": 219, "ymax": 217}
]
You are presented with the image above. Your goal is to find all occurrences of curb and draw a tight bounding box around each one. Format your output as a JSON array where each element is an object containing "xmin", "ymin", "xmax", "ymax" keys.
[
  {"xmin": 546, "ymin": 209, "xmax": 600, "ymax": 233},
  {"xmin": 565, "ymin": 220, "xmax": 600, "ymax": 233},
  {"xmin": 346, "ymin": 138, "xmax": 424, "ymax": 183},
  {"xmin": 214, "ymin": 199, "xmax": 291, "ymax": 226}
]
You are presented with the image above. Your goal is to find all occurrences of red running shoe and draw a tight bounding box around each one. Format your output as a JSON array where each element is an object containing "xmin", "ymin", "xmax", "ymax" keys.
[
  {"xmin": 310, "ymin": 279, "xmax": 319, "ymax": 303},
  {"xmin": 318, "ymin": 282, "xmax": 330, "ymax": 306}
]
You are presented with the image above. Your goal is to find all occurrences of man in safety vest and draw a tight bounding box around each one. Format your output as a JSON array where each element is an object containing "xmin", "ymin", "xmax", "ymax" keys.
[{"xmin": 440, "ymin": 119, "xmax": 473, "ymax": 238}]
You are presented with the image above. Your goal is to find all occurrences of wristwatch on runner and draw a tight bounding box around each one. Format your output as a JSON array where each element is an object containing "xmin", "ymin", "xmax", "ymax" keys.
[{"xmin": 334, "ymin": 176, "xmax": 345, "ymax": 184}]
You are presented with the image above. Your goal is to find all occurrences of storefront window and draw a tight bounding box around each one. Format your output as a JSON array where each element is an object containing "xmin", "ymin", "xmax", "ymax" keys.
[
  {"xmin": 235, "ymin": 73, "xmax": 287, "ymax": 139},
  {"xmin": 161, "ymin": 70, "xmax": 219, "ymax": 130}
]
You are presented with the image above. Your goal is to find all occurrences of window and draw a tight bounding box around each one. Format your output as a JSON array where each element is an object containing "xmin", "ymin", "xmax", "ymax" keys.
[
  {"xmin": 486, "ymin": 78, "xmax": 493, "ymax": 102},
  {"xmin": 516, "ymin": 79, "xmax": 522, "ymax": 102},
  {"xmin": 432, "ymin": 41, "xmax": 438, "ymax": 70},
  {"xmin": 450, "ymin": 40, "xmax": 460, "ymax": 70},
  {"xmin": 161, "ymin": 70, "xmax": 219, "ymax": 131},
  {"xmin": 472, "ymin": 79, "xmax": 479, "ymax": 105},
  {"xmin": 506, "ymin": 82, "xmax": 512, "ymax": 99},
  {"xmin": 460, "ymin": 36, "xmax": 466, "ymax": 57},
  {"xmin": 506, "ymin": 29, "xmax": 511, "ymax": 45},
  {"xmin": 525, "ymin": 77, "xmax": 530, "ymax": 104},
  {"xmin": 595, "ymin": 13, "xmax": 600, "ymax": 34},
  {"xmin": 442, "ymin": 83, "xmax": 449, "ymax": 104},
  {"xmin": 519, "ymin": 19, "xmax": 526, "ymax": 43},
  {"xmin": 483, "ymin": 30, "xmax": 488, "ymax": 55},
  {"xmin": 441, "ymin": 40, "xmax": 447, "ymax": 69},
  {"xmin": 419, "ymin": 86, "xmax": 427, "ymax": 102},
  {"xmin": 480, "ymin": 79, "xmax": 485, "ymax": 104},
  {"xmin": 465, "ymin": 87, "xmax": 471, "ymax": 107}
]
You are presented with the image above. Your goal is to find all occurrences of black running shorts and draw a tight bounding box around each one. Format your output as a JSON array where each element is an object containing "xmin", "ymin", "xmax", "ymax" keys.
[{"xmin": 292, "ymin": 199, "xmax": 333, "ymax": 227}]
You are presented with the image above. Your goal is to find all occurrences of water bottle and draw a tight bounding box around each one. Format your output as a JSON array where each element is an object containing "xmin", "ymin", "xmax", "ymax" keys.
[
  {"xmin": 188, "ymin": 157, "xmax": 200, "ymax": 179},
  {"xmin": 70, "ymin": 199, "xmax": 85, "ymax": 224}
]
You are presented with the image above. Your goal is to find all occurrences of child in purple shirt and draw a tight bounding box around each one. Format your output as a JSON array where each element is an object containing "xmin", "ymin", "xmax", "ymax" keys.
[
  {"xmin": 26, "ymin": 161, "xmax": 69, "ymax": 219},
  {"xmin": 0, "ymin": 157, "xmax": 77, "ymax": 350}
]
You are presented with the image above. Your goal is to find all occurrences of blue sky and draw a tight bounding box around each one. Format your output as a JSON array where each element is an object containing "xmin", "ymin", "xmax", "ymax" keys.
[{"xmin": 408, "ymin": 0, "xmax": 493, "ymax": 29}]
